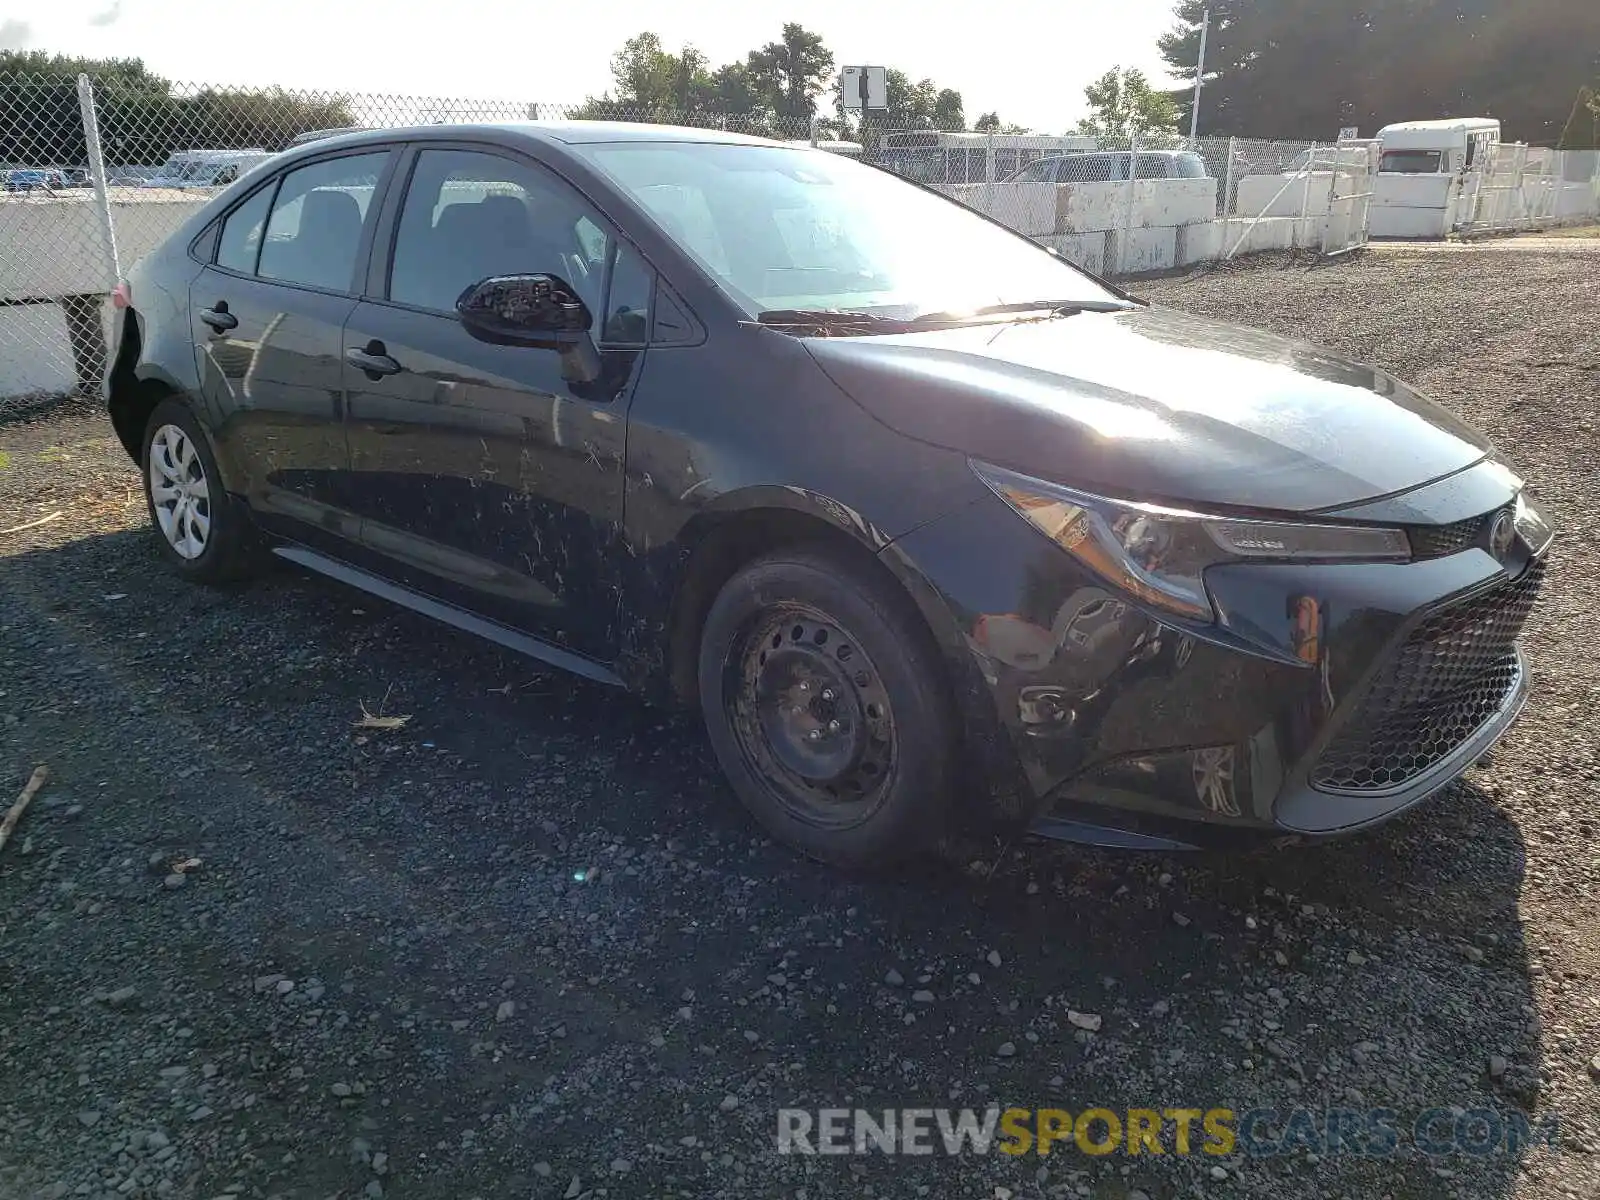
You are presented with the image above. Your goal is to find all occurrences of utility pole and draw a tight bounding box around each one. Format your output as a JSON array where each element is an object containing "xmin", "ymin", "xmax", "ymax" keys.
[{"xmin": 1189, "ymin": 7, "xmax": 1210, "ymax": 143}]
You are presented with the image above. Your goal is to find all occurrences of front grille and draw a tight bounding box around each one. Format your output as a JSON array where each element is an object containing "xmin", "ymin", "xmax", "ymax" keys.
[
  {"xmin": 1408, "ymin": 513, "xmax": 1490, "ymax": 559},
  {"xmin": 1310, "ymin": 558, "xmax": 1544, "ymax": 793}
]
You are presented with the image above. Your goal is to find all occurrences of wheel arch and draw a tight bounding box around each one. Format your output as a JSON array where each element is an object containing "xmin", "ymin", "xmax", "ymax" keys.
[
  {"xmin": 106, "ymin": 307, "xmax": 190, "ymax": 463},
  {"xmin": 660, "ymin": 489, "xmax": 929, "ymax": 708}
]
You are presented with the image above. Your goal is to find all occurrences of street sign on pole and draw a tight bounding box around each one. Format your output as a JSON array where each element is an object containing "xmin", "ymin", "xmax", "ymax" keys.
[
  {"xmin": 840, "ymin": 66, "xmax": 887, "ymax": 112},
  {"xmin": 1189, "ymin": 9, "xmax": 1209, "ymax": 142}
]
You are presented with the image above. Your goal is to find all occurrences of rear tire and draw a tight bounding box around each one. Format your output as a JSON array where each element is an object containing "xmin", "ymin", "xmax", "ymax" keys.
[
  {"xmin": 697, "ymin": 547, "xmax": 957, "ymax": 869},
  {"xmin": 141, "ymin": 398, "xmax": 260, "ymax": 584}
]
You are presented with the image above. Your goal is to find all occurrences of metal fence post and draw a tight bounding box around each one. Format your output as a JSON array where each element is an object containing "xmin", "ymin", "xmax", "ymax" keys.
[
  {"xmin": 1320, "ymin": 139, "xmax": 1346, "ymax": 252},
  {"xmin": 983, "ymin": 128, "xmax": 998, "ymax": 226},
  {"xmin": 76, "ymin": 73, "xmax": 121, "ymax": 287},
  {"xmin": 1222, "ymin": 135, "xmax": 1237, "ymax": 218},
  {"xmin": 1512, "ymin": 143, "xmax": 1529, "ymax": 227},
  {"xmin": 1120, "ymin": 131, "xmax": 1140, "ymax": 275},
  {"xmin": 1300, "ymin": 141, "xmax": 1317, "ymax": 222},
  {"xmin": 809, "ymin": 114, "xmax": 819, "ymax": 147}
]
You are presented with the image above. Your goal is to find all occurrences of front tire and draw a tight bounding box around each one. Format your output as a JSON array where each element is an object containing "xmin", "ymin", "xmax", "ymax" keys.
[
  {"xmin": 141, "ymin": 398, "xmax": 259, "ymax": 583},
  {"xmin": 697, "ymin": 547, "xmax": 957, "ymax": 869}
]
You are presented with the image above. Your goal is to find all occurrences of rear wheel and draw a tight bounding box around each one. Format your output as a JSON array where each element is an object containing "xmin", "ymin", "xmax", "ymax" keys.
[
  {"xmin": 697, "ymin": 548, "xmax": 956, "ymax": 868},
  {"xmin": 141, "ymin": 398, "xmax": 260, "ymax": 583}
]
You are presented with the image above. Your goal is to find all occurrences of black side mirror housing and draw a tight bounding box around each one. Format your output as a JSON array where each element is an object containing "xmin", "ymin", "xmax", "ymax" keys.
[{"xmin": 456, "ymin": 273, "xmax": 601, "ymax": 382}]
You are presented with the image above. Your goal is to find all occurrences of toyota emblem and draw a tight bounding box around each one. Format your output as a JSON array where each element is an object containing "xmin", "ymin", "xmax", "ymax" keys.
[{"xmin": 1488, "ymin": 510, "xmax": 1516, "ymax": 561}]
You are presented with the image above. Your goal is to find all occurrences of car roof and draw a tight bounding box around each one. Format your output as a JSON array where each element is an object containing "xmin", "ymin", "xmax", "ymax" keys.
[{"xmin": 286, "ymin": 120, "xmax": 782, "ymax": 155}]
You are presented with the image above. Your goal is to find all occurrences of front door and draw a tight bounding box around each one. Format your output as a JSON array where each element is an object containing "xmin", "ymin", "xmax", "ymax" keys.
[
  {"xmin": 192, "ymin": 149, "xmax": 393, "ymax": 546},
  {"xmin": 341, "ymin": 145, "xmax": 652, "ymax": 661}
]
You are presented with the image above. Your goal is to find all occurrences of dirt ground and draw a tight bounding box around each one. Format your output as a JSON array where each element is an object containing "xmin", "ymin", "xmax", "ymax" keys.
[{"xmin": 1, "ymin": 246, "xmax": 1597, "ymax": 1200}]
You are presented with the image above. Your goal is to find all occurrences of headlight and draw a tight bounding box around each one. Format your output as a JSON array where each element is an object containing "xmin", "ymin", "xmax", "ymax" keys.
[
  {"xmin": 972, "ymin": 462, "xmax": 1411, "ymax": 621},
  {"xmin": 1512, "ymin": 491, "xmax": 1554, "ymax": 555}
]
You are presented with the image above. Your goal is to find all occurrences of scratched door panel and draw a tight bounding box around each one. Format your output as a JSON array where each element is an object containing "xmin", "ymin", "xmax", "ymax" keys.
[
  {"xmin": 341, "ymin": 300, "xmax": 634, "ymax": 657},
  {"xmin": 192, "ymin": 267, "xmax": 357, "ymax": 545}
]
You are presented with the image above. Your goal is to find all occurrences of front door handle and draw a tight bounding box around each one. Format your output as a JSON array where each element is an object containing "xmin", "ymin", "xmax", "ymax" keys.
[
  {"xmin": 199, "ymin": 303, "xmax": 237, "ymax": 332},
  {"xmin": 346, "ymin": 339, "xmax": 402, "ymax": 379}
]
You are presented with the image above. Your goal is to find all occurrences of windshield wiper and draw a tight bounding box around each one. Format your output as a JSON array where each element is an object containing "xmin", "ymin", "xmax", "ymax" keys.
[
  {"xmin": 751, "ymin": 298, "xmax": 1138, "ymax": 337},
  {"xmin": 752, "ymin": 309, "xmax": 910, "ymax": 334},
  {"xmin": 907, "ymin": 299, "xmax": 1138, "ymax": 327}
]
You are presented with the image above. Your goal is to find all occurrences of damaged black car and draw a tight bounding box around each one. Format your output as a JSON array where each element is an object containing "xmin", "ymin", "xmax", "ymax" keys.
[{"xmin": 106, "ymin": 123, "xmax": 1553, "ymax": 867}]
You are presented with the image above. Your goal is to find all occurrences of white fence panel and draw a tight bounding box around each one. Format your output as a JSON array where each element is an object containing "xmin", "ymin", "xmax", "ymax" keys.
[{"xmin": 1452, "ymin": 144, "xmax": 1600, "ymax": 236}]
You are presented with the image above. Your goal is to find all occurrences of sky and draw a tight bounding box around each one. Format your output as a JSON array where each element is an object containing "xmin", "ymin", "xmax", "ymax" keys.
[{"xmin": 1, "ymin": 0, "xmax": 1188, "ymax": 133}]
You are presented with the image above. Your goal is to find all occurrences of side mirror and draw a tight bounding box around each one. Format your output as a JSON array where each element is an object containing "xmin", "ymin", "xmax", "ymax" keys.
[{"xmin": 456, "ymin": 273, "xmax": 601, "ymax": 382}]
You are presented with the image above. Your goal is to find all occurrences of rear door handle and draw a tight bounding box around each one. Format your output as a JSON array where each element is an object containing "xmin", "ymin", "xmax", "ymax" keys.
[
  {"xmin": 346, "ymin": 340, "xmax": 402, "ymax": 378},
  {"xmin": 199, "ymin": 303, "xmax": 237, "ymax": 332}
]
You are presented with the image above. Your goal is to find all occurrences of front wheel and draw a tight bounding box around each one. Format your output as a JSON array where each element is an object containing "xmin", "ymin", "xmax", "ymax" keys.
[{"xmin": 697, "ymin": 548, "xmax": 957, "ymax": 869}]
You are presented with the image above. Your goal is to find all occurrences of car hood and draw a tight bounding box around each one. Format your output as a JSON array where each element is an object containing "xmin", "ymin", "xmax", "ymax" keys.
[{"xmin": 804, "ymin": 305, "xmax": 1491, "ymax": 514}]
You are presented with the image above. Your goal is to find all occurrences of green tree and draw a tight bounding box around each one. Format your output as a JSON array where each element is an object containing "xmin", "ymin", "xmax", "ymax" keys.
[
  {"xmin": 1557, "ymin": 84, "xmax": 1599, "ymax": 149},
  {"xmin": 708, "ymin": 62, "xmax": 763, "ymax": 116},
  {"xmin": 1158, "ymin": 0, "xmax": 1600, "ymax": 143},
  {"xmin": 1073, "ymin": 67, "xmax": 1180, "ymax": 140},
  {"xmin": 587, "ymin": 32, "xmax": 715, "ymax": 116},
  {"xmin": 974, "ymin": 111, "xmax": 1030, "ymax": 134},
  {"xmin": 931, "ymin": 88, "xmax": 965, "ymax": 132},
  {"xmin": 744, "ymin": 23, "xmax": 834, "ymax": 122},
  {"xmin": 0, "ymin": 50, "xmax": 353, "ymax": 167},
  {"xmin": 881, "ymin": 69, "xmax": 965, "ymax": 131}
]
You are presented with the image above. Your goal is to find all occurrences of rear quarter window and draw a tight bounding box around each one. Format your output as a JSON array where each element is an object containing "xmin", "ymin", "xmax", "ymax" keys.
[{"xmin": 216, "ymin": 185, "xmax": 274, "ymax": 273}]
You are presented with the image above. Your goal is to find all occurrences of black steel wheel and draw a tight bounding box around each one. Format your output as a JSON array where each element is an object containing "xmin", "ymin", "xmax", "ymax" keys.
[
  {"xmin": 729, "ymin": 606, "xmax": 898, "ymax": 829},
  {"xmin": 697, "ymin": 547, "xmax": 956, "ymax": 868}
]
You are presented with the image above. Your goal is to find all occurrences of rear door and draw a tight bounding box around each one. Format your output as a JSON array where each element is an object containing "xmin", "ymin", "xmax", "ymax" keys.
[
  {"xmin": 340, "ymin": 143, "xmax": 651, "ymax": 659},
  {"xmin": 191, "ymin": 148, "xmax": 395, "ymax": 546}
]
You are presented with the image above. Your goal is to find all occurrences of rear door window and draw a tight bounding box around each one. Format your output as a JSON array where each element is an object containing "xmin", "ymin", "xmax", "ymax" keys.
[{"xmin": 257, "ymin": 153, "xmax": 387, "ymax": 292}]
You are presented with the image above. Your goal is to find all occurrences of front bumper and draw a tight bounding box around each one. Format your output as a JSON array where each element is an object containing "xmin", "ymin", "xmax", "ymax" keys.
[{"xmin": 880, "ymin": 486, "xmax": 1546, "ymax": 849}]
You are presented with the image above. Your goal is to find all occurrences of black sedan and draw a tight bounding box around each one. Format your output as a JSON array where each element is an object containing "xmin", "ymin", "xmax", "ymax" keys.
[{"xmin": 105, "ymin": 122, "xmax": 1553, "ymax": 867}]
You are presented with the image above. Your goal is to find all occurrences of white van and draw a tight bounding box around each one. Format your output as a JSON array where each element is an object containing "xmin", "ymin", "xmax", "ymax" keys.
[
  {"xmin": 1375, "ymin": 118, "xmax": 1500, "ymax": 176},
  {"xmin": 1369, "ymin": 119, "xmax": 1501, "ymax": 238},
  {"xmin": 140, "ymin": 149, "xmax": 271, "ymax": 189}
]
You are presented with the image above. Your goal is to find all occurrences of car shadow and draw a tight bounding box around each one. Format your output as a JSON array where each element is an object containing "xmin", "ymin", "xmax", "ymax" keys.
[{"xmin": 1, "ymin": 527, "xmax": 1544, "ymax": 1198}]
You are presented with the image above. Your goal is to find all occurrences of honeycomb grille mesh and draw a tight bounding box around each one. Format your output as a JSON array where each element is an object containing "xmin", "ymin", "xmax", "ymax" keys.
[
  {"xmin": 1311, "ymin": 559, "xmax": 1544, "ymax": 793},
  {"xmin": 1408, "ymin": 513, "xmax": 1490, "ymax": 559}
]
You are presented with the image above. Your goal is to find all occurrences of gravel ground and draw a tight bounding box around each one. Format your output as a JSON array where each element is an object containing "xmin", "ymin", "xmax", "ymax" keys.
[{"xmin": 1, "ymin": 246, "xmax": 1597, "ymax": 1200}]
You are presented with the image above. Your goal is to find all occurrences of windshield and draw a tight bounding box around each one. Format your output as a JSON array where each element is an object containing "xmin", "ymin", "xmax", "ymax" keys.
[
  {"xmin": 580, "ymin": 142, "xmax": 1117, "ymax": 319},
  {"xmin": 1379, "ymin": 149, "xmax": 1443, "ymax": 174}
]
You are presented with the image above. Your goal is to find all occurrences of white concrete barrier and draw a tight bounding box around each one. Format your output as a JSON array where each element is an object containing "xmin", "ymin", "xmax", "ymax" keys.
[
  {"xmin": 953, "ymin": 177, "xmax": 1223, "ymax": 275},
  {"xmin": 0, "ymin": 304, "xmax": 79, "ymax": 398},
  {"xmin": 1556, "ymin": 181, "xmax": 1600, "ymax": 218},
  {"xmin": 0, "ymin": 188, "xmax": 203, "ymax": 303},
  {"xmin": 2, "ymin": 189, "xmax": 204, "ymax": 402},
  {"xmin": 1235, "ymin": 173, "xmax": 1336, "ymax": 218},
  {"xmin": 1038, "ymin": 232, "xmax": 1108, "ymax": 276},
  {"xmin": 1215, "ymin": 216, "xmax": 1325, "ymax": 256},
  {"xmin": 955, "ymin": 178, "xmax": 1219, "ymax": 237}
]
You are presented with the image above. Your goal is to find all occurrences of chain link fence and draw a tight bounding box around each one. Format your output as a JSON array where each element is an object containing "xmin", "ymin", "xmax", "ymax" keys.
[
  {"xmin": 1450, "ymin": 143, "xmax": 1600, "ymax": 236},
  {"xmin": 22, "ymin": 70, "xmax": 1559, "ymax": 418}
]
